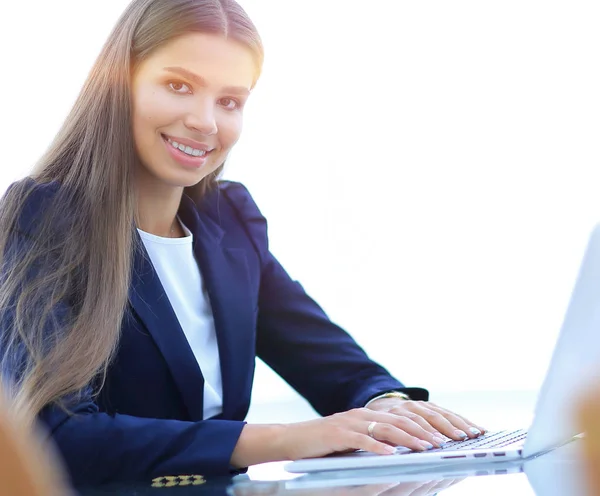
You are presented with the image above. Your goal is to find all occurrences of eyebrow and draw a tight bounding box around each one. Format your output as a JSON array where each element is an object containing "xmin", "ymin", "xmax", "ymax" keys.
[{"xmin": 162, "ymin": 66, "xmax": 251, "ymax": 96}]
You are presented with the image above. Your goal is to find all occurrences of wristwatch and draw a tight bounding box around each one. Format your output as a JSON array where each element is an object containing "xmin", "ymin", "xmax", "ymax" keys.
[{"xmin": 365, "ymin": 391, "xmax": 411, "ymax": 407}]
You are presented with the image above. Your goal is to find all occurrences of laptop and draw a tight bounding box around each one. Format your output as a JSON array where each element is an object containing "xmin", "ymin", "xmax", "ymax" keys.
[{"xmin": 286, "ymin": 224, "xmax": 600, "ymax": 473}]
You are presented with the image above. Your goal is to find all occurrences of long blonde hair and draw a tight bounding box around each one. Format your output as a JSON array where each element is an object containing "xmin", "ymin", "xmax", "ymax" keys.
[{"xmin": 0, "ymin": 0, "xmax": 263, "ymax": 428}]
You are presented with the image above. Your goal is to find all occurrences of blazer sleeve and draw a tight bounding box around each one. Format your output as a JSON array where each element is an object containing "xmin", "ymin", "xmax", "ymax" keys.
[
  {"xmin": 1, "ymin": 180, "xmax": 246, "ymax": 486},
  {"xmin": 221, "ymin": 182, "xmax": 428, "ymax": 417},
  {"xmin": 40, "ymin": 393, "xmax": 245, "ymax": 485}
]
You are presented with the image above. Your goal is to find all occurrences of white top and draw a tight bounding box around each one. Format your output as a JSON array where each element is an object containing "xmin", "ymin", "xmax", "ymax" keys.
[{"xmin": 137, "ymin": 219, "xmax": 223, "ymax": 419}]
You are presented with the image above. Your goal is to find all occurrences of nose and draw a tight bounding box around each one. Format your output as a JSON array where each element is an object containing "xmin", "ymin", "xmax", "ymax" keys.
[{"xmin": 183, "ymin": 100, "xmax": 218, "ymax": 136}]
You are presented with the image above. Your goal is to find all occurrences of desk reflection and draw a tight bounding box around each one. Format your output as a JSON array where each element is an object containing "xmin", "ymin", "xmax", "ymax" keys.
[
  {"xmin": 524, "ymin": 439, "xmax": 587, "ymax": 496},
  {"xmin": 229, "ymin": 477, "xmax": 465, "ymax": 496},
  {"xmin": 79, "ymin": 439, "xmax": 588, "ymax": 495},
  {"xmin": 228, "ymin": 439, "xmax": 586, "ymax": 496}
]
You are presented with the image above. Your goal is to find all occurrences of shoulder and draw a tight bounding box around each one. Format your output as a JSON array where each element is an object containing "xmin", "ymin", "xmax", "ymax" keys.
[
  {"xmin": 2, "ymin": 178, "xmax": 64, "ymax": 235},
  {"xmin": 217, "ymin": 180, "xmax": 263, "ymax": 215},
  {"xmin": 198, "ymin": 180, "xmax": 266, "ymax": 223},
  {"xmin": 197, "ymin": 180, "xmax": 269, "ymax": 251},
  {"xmin": 3, "ymin": 177, "xmax": 62, "ymax": 206}
]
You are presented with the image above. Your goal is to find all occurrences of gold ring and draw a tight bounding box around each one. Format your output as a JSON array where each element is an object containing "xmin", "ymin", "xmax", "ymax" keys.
[{"xmin": 367, "ymin": 421, "xmax": 377, "ymax": 439}]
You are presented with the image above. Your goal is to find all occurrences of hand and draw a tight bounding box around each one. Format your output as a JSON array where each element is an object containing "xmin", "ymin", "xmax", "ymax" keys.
[
  {"xmin": 366, "ymin": 397, "xmax": 487, "ymax": 442},
  {"xmin": 231, "ymin": 403, "xmax": 485, "ymax": 468},
  {"xmin": 280, "ymin": 407, "xmax": 451, "ymax": 461},
  {"xmin": 232, "ymin": 408, "xmax": 443, "ymax": 469}
]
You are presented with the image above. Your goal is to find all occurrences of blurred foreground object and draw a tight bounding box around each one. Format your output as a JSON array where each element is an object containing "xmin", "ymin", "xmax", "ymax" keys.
[
  {"xmin": 0, "ymin": 386, "xmax": 72, "ymax": 495},
  {"xmin": 578, "ymin": 388, "xmax": 600, "ymax": 496}
]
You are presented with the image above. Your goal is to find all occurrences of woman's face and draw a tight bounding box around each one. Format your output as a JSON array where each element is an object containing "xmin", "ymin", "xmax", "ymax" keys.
[{"xmin": 131, "ymin": 33, "xmax": 255, "ymax": 189}]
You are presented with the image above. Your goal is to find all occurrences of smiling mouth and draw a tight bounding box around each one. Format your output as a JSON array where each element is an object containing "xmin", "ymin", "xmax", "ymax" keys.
[{"xmin": 162, "ymin": 135, "xmax": 212, "ymax": 157}]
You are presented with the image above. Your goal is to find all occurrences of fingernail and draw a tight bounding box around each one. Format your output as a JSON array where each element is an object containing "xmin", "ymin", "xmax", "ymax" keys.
[
  {"xmin": 433, "ymin": 436, "xmax": 446, "ymax": 445},
  {"xmin": 420, "ymin": 441, "xmax": 434, "ymax": 450},
  {"xmin": 469, "ymin": 427, "xmax": 481, "ymax": 436},
  {"xmin": 454, "ymin": 430, "xmax": 468, "ymax": 439},
  {"xmin": 384, "ymin": 445, "xmax": 396, "ymax": 454}
]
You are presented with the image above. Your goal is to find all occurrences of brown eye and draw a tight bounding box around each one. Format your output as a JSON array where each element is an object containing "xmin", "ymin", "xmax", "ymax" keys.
[
  {"xmin": 219, "ymin": 97, "xmax": 239, "ymax": 110},
  {"xmin": 168, "ymin": 81, "xmax": 191, "ymax": 94}
]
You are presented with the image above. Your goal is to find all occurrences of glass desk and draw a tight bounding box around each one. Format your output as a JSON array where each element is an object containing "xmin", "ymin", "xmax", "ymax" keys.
[{"xmin": 78, "ymin": 439, "xmax": 589, "ymax": 496}]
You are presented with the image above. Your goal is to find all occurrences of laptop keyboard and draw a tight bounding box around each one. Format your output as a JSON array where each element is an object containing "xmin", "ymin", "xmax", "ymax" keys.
[{"xmin": 428, "ymin": 429, "xmax": 528, "ymax": 452}]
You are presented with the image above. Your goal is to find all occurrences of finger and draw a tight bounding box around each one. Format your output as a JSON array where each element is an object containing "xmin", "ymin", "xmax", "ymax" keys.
[
  {"xmin": 400, "ymin": 402, "xmax": 474, "ymax": 441},
  {"xmin": 354, "ymin": 409, "xmax": 444, "ymax": 447},
  {"xmin": 397, "ymin": 403, "xmax": 468, "ymax": 441},
  {"xmin": 361, "ymin": 422, "xmax": 435, "ymax": 452},
  {"xmin": 426, "ymin": 402, "xmax": 488, "ymax": 434},
  {"xmin": 386, "ymin": 416, "xmax": 446, "ymax": 447},
  {"xmin": 344, "ymin": 432, "xmax": 400, "ymax": 455},
  {"xmin": 387, "ymin": 408, "xmax": 441, "ymax": 435},
  {"xmin": 423, "ymin": 404, "xmax": 484, "ymax": 438}
]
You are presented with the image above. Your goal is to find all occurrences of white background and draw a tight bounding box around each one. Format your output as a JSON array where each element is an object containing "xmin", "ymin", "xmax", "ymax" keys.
[{"xmin": 1, "ymin": 1, "xmax": 599, "ymax": 409}]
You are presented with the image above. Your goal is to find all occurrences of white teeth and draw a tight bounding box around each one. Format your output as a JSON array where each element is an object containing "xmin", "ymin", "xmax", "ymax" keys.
[{"xmin": 167, "ymin": 137, "xmax": 207, "ymax": 157}]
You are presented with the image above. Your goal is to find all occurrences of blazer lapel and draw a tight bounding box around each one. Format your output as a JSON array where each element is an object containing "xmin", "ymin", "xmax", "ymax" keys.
[
  {"xmin": 129, "ymin": 236, "xmax": 206, "ymax": 421},
  {"xmin": 179, "ymin": 194, "xmax": 256, "ymax": 419}
]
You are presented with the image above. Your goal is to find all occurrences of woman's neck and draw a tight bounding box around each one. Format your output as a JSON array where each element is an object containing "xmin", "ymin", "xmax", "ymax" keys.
[{"xmin": 135, "ymin": 177, "xmax": 185, "ymax": 238}]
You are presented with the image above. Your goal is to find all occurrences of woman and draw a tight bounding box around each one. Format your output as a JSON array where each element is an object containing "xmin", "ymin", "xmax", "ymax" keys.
[{"xmin": 0, "ymin": 0, "xmax": 485, "ymax": 486}]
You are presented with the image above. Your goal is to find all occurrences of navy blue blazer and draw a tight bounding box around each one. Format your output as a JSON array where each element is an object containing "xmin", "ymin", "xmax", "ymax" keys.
[{"xmin": 5, "ymin": 179, "xmax": 427, "ymax": 485}]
